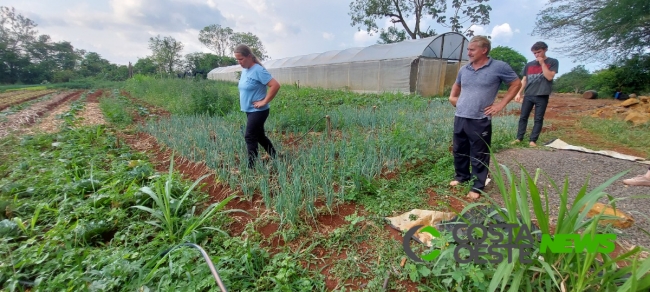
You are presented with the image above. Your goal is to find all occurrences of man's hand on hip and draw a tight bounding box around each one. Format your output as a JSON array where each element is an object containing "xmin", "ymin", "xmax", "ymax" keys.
[{"xmin": 484, "ymin": 102, "xmax": 506, "ymax": 116}]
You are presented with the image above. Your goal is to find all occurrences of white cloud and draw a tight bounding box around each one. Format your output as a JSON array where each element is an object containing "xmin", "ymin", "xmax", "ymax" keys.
[
  {"xmin": 468, "ymin": 25, "xmax": 487, "ymax": 37},
  {"xmin": 323, "ymin": 32, "xmax": 334, "ymax": 40},
  {"xmin": 491, "ymin": 23, "xmax": 514, "ymax": 41},
  {"xmin": 274, "ymin": 22, "xmax": 285, "ymax": 33},
  {"xmin": 244, "ymin": 0, "xmax": 268, "ymax": 15},
  {"xmin": 353, "ymin": 30, "xmax": 376, "ymax": 45}
]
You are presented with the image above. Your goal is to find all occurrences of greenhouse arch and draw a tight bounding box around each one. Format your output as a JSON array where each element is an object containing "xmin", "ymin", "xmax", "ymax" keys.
[{"xmin": 208, "ymin": 32, "xmax": 470, "ymax": 97}]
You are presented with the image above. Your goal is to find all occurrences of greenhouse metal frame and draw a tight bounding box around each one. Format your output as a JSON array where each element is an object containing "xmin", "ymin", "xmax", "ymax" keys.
[{"xmin": 208, "ymin": 32, "xmax": 470, "ymax": 97}]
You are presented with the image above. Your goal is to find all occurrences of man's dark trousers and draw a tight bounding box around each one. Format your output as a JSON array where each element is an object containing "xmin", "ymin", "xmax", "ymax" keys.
[
  {"xmin": 453, "ymin": 116, "xmax": 492, "ymax": 192},
  {"xmin": 516, "ymin": 95, "xmax": 549, "ymax": 143}
]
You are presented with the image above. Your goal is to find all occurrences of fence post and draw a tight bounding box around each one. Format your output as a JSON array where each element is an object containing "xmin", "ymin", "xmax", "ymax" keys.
[{"xmin": 326, "ymin": 115, "xmax": 331, "ymax": 139}]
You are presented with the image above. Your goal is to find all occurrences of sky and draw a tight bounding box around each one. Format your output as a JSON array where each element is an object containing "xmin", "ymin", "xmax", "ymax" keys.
[{"xmin": 3, "ymin": 0, "xmax": 604, "ymax": 76}]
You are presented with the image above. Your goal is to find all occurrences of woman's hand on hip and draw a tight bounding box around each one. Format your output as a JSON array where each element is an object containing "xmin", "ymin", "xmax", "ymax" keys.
[{"xmin": 252, "ymin": 99, "xmax": 268, "ymax": 109}]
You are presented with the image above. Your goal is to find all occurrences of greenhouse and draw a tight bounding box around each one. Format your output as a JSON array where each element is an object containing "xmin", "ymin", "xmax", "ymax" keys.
[{"xmin": 208, "ymin": 31, "xmax": 470, "ymax": 97}]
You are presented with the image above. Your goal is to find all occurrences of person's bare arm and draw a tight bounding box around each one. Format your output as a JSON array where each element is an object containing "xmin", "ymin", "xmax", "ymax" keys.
[
  {"xmin": 253, "ymin": 78, "xmax": 281, "ymax": 108},
  {"xmin": 484, "ymin": 79, "xmax": 522, "ymax": 116},
  {"xmin": 515, "ymin": 76, "xmax": 527, "ymax": 102},
  {"xmin": 537, "ymin": 57, "xmax": 556, "ymax": 81},
  {"xmin": 449, "ymin": 83, "xmax": 461, "ymax": 107}
]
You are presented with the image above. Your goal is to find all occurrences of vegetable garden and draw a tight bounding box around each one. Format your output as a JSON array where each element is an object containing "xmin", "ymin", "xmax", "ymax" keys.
[{"xmin": 1, "ymin": 79, "xmax": 650, "ymax": 291}]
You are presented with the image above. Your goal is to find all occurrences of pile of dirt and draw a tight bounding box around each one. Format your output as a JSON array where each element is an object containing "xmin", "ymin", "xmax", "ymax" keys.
[{"xmin": 591, "ymin": 96, "xmax": 650, "ymax": 125}]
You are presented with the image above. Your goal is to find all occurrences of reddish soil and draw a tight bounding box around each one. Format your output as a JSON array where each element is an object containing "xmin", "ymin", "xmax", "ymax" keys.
[
  {"xmin": 0, "ymin": 90, "xmax": 57, "ymax": 111},
  {"xmin": 497, "ymin": 93, "xmax": 648, "ymax": 158},
  {"xmin": 86, "ymin": 89, "xmax": 104, "ymax": 103},
  {"xmin": 426, "ymin": 189, "xmax": 466, "ymax": 213}
]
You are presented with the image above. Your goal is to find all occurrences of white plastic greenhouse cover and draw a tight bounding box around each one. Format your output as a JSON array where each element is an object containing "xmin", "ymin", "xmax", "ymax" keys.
[
  {"xmin": 209, "ymin": 32, "xmax": 471, "ymax": 96},
  {"xmin": 209, "ymin": 32, "xmax": 468, "ymax": 74}
]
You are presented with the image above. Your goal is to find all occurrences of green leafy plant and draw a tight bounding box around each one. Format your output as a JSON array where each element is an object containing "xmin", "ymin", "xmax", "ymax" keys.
[
  {"xmin": 465, "ymin": 150, "xmax": 650, "ymax": 291},
  {"xmin": 132, "ymin": 153, "xmax": 245, "ymax": 242}
]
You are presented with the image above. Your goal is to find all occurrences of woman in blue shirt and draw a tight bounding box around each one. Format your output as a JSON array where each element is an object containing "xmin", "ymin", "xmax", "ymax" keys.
[{"xmin": 234, "ymin": 44, "xmax": 281, "ymax": 169}]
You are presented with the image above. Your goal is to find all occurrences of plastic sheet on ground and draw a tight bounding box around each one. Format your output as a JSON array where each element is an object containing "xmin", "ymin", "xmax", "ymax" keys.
[
  {"xmin": 545, "ymin": 138, "xmax": 650, "ymax": 165},
  {"xmin": 386, "ymin": 207, "xmax": 533, "ymax": 247}
]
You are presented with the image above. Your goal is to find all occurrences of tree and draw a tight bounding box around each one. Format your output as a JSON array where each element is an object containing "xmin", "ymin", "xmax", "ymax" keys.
[
  {"xmin": 184, "ymin": 52, "xmax": 236, "ymax": 78},
  {"xmin": 533, "ymin": 0, "xmax": 650, "ymax": 62},
  {"xmin": 378, "ymin": 26, "xmax": 408, "ymax": 44},
  {"xmin": 229, "ymin": 32, "xmax": 268, "ymax": 61},
  {"xmin": 133, "ymin": 56, "xmax": 157, "ymax": 75},
  {"xmin": 554, "ymin": 65, "xmax": 592, "ymax": 93},
  {"xmin": 489, "ymin": 46, "xmax": 527, "ymax": 77},
  {"xmin": 148, "ymin": 35, "xmax": 184, "ymax": 74},
  {"xmin": 349, "ymin": 0, "xmax": 491, "ymax": 43},
  {"xmin": 586, "ymin": 54, "xmax": 650, "ymax": 96},
  {"xmin": 0, "ymin": 6, "xmax": 38, "ymax": 83},
  {"xmin": 78, "ymin": 52, "xmax": 111, "ymax": 77},
  {"xmin": 199, "ymin": 24, "xmax": 233, "ymax": 56},
  {"xmin": 0, "ymin": 6, "xmax": 37, "ymax": 55}
]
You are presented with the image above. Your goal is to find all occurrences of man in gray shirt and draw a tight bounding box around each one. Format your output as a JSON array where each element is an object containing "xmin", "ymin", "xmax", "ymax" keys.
[
  {"xmin": 513, "ymin": 41, "xmax": 559, "ymax": 147},
  {"xmin": 449, "ymin": 35, "xmax": 522, "ymax": 199}
]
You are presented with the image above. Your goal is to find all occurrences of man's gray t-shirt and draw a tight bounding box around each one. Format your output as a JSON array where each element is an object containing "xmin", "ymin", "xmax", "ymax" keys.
[
  {"xmin": 521, "ymin": 57, "xmax": 559, "ymax": 96},
  {"xmin": 455, "ymin": 58, "xmax": 519, "ymax": 119}
]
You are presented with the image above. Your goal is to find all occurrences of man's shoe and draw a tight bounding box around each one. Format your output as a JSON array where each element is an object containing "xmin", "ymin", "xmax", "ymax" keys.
[
  {"xmin": 510, "ymin": 139, "xmax": 521, "ymax": 145},
  {"xmin": 529, "ymin": 141, "xmax": 537, "ymax": 147},
  {"xmin": 623, "ymin": 175, "xmax": 650, "ymax": 187}
]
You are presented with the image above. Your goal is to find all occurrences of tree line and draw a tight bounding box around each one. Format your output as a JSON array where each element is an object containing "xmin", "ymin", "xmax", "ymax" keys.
[
  {"xmin": 0, "ymin": 7, "xmax": 267, "ymax": 85},
  {"xmin": 2, "ymin": 0, "xmax": 648, "ymax": 92}
]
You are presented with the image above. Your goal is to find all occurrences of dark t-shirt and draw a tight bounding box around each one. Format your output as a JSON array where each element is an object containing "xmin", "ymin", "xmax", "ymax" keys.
[{"xmin": 521, "ymin": 57, "xmax": 559, "ymax": 96}]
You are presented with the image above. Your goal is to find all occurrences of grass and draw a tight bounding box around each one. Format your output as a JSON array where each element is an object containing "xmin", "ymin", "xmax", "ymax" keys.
[
  {"xmin": 99, "ymin": 90, "xmax": 134, "ymax": 127},
  {"xmin": 579, "ymin": 116, "xmax": 650, "ymax": 159}
]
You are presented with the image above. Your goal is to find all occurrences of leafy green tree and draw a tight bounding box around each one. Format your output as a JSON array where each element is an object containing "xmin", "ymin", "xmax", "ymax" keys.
[
  {"xmin": 148, "ymin": 35, "xmax": 184, "ymax": 74},
  {"xmin": 587, "ymin": 54, "xmax": 650, "ymax": 96},
  {"xmin": 133, "ymin": 56, "xmax": 157, "ymax": 75},
  {"xmin": 78, "ymin": 52, "xmax": 111, "ymax": 77},
  {"xmin": 586, "ymin": 69, "xmax": 618, "ymax": 97},
  {"xmin": 554, "ymin": 65, "xmax": 592, "ymax": 93},
  {"xmin": 198, "ymin": 24, "xmax": 233, "ymax": 56},
  {"xmin": 0, "ymin": 6, "xmax": 37, "ymax": 83},
  {"xmin": 184, "ymin": 52, "xmax": 236, "ymax": 78},
  {"xmin": 229, "ymin": 32, "xmax": 268, "ymax": 61},
  {"xmin": 349, "ymin": 0, "xmax": 492, "ymax": 43},
  {"xmin": 489, "ymin": 46, "xmax": 527, "ymax": 77},
  {"xmin": 533, "ymin": 0, "xmax": 650, "ymax": 62},
  {"xmin": 378, "ymin": 26, "xmax": 408, "ymax": 44}
]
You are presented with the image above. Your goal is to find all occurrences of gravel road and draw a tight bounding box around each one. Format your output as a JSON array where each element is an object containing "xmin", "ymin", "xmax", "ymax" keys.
[{"xmin": 488, "ymin": 146, "xmax": 650, "ymax": 248}]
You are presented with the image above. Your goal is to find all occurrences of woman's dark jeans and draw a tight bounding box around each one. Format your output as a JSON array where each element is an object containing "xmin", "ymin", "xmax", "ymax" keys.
[{"xmin": 245, "ymin": 109, "xmax": 276, "ymax": 168}]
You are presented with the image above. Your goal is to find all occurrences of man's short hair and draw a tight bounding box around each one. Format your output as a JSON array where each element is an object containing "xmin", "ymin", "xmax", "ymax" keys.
[
  {"xmin": 531, "ymin": 41, "xmax": 548, "ymax": 51},
  {"xmin": 470, "ymin": 35, "xmax": 491, "ymax": 54}
]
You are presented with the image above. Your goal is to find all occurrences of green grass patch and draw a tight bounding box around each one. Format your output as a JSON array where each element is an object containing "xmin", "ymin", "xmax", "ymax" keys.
[
  {"xmin": 99, "ymin": 90, "xmax": 134, "ymax": 126},
  {"xmin": 123, "ymin": 75, "xmax": 236, "ymax": 116},
  {"xmin": 580, "ymin": 116, "xmax": 650, "ymax": 158}
]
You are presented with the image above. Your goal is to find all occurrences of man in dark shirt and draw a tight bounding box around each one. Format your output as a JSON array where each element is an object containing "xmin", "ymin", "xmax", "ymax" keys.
[{"xmin": 513, "ymin": 42, "xmax": 559, "ymax": 147}]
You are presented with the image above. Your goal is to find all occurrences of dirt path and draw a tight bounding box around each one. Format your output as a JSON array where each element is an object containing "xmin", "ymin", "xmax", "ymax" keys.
[
  {"xmin": 76, "ymin": 90, "xmax": 107, "ymax": 127},
  {"xmin": 482, "ymin": 94, "xmax": 650, "ymax": 248}
]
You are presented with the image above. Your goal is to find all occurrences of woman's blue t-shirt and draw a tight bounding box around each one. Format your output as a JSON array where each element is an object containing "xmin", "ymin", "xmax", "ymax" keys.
[{"xmin": 238, "ymin": 64, "xmax": 272, "ymax": 112}]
